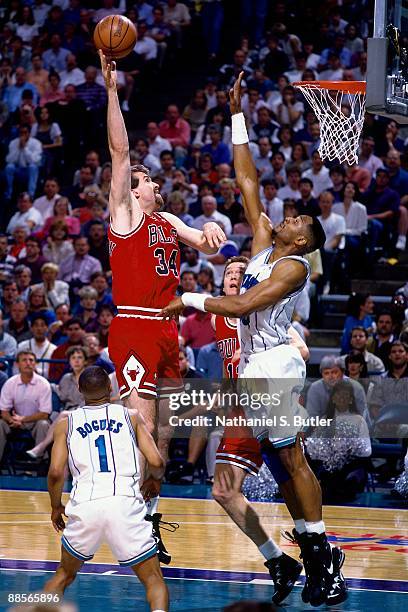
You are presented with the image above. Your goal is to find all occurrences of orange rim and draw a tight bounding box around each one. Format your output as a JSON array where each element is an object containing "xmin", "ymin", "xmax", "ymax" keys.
[{"xmin": 293, "ymin": 80, "xmax": 366, "ymax": 94}]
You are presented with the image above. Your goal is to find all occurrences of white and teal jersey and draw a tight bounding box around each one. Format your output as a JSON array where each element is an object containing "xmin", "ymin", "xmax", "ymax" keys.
[
  {"xmin": 67, "ymin": 403, "xmax": 141, "ymax": 503},
  {"xmin": 239, "ymin": 248, "xmax": 310, "ymax": 359}
]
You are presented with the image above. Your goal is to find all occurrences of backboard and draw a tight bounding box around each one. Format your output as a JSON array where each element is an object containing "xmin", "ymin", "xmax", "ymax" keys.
[{"xmin": 366, "ymin": 0, "xmax": 408, "ymax": 122}]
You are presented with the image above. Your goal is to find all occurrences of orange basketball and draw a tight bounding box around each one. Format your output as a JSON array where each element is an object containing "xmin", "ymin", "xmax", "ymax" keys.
[{"xmin": 94, "ymin": 15, "xmax": 137, "ymax": 60}]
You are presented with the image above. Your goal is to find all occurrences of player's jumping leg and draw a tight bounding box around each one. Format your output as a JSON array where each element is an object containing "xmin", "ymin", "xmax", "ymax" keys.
[
  {"xmin": 261, "ymin": 437, "xmax": 347, "ymax": 606},
  {"xmin": 212, "ymin": 462, "xmax": 302, "ymax": 604},
  {"xmin": 131, "ymin": 555, "xmax": 169, "ymax": 612},
  {"xmin": 43, "ymin": 545, "xmax": 83, "ymax": 595}
]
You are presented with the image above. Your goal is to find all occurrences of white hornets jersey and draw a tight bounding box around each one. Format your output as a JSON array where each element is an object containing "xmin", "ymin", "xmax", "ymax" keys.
[
  {"xmin": 239, "ymin": 248, "xmax": 310, "ymax": 358},
  {"xmin": 67, "ymin": 403, "xmax": 141, "ymax": 503}
]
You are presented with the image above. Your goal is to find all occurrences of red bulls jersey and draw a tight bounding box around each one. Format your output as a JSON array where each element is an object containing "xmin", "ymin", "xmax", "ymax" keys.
[
  {"xmin": 108, "ymin": 212, "xmax": 180, "ymax": 309},
  {"xmin": 215, "ymin": 315, "xmax": 239, "ymax": 379}
]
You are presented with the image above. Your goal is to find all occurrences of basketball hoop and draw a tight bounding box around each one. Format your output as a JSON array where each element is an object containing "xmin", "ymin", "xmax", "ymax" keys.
[{"xmin": 293, "ymin": 81, "xmax": 366, "ymax": 165}]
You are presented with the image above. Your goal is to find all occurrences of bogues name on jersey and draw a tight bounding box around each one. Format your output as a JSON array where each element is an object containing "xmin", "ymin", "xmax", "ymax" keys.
[{"xmin": 76, "ymin": 419, "xmax": 124, "ymax": 439}]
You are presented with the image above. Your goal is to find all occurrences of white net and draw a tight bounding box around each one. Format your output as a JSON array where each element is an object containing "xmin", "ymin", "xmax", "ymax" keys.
[{"xmin": 294, "ymin": 83, "xmax": 366, "ymax": 165}]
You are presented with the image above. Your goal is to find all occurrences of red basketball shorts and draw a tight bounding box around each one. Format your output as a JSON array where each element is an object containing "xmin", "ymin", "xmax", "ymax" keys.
[
  {"xmin": 109, "ymin": 311, "xmax": 182, "ymax": 400},
  {"xmin": 215, "ymin": 408, "xmax": 263, "ymax": 476}
]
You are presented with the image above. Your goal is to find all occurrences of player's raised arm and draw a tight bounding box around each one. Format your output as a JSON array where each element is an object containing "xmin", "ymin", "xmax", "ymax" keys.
[
  {"xmin": 230, "ymin": 72, "xmax": 263, "ymax": 231},
  {"xmin": 159, "ymin": 259, "xmax": 307, "ymax": 319},
  {"xmin": 99, "ymin": 50, "xmax": 142, "ymax": 234},
  {"xmin": 160, "ymin": 212, "xmax": 226, "ymax": 254},
  {"xmin": 47, "ymin": 417, "xmax": 69, "ymax": 532}
]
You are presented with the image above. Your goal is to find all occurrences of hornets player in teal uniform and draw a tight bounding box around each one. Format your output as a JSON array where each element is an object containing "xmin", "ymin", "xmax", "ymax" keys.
[{"xmin": 44, "ymin": 366, "xmax": 168, "ymax": 612}]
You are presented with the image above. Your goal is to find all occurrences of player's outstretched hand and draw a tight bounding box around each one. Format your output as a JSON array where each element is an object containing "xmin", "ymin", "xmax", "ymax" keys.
[
  {"xmin": 141, "ymin": 476, "xmax": 161, "ymax": 502},
  {"xmin": 229, "ymin": 71, "xmax": 245, "ymax": 115},
  {"xmin": 202, "ymin": 222, "xmax": 226, "ymax": 249},
  {"xmin": 98, "ymin": 49, "xmax": 117, "ymax": 90},
  {"xmin": 51, "ymin": 505, "xmax": 66, "ymax": 532},
  {"xmin": 158, "ymin": 297, "xmax": 185, "ymax": 321}
]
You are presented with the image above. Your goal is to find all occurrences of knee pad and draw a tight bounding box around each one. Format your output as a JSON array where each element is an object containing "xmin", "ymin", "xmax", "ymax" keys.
[{"xmin": 261, "ymin": 445, "xmax": 292, "ymax": 485}]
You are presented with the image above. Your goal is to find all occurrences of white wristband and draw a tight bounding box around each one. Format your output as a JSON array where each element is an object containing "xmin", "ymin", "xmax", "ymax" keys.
[
  {"xmin": 181, "ymin": 292, "xmax": 208, "ymax": 312},
  {"xmin": 231, "ymin": 112, "xmax": 249, "ymax": 145}
]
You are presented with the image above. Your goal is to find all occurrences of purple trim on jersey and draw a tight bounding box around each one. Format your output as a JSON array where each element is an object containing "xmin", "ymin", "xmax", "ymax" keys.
[{"xmin": 106, "ymin": 405, "xmax": 117, "ymax": 497}]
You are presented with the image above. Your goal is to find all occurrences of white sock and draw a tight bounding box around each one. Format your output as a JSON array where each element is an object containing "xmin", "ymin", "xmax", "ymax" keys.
[
  {"xmin": 259, "ymin": 538, "xmax": 282, "ymax": 560},
  {"xmin": 152, "ymin": 609, "xmax": 167, "ymax": 612},
  {"xmin": 294, "ymin": 519, "xmax": 306, "ymax": 534},
  {"xmin": 305, "ymin": 520, "xmax": 325, "ymax": 535},
  {"xmin": 146, "ymin": 495, "xmax": 159, "ymax": 516}
]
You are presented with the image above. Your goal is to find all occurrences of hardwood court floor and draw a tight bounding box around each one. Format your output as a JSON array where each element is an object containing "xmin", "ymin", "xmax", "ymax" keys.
[{"xmin": 0, "ymin": 490, "xmax": 407, "ymax": 582}]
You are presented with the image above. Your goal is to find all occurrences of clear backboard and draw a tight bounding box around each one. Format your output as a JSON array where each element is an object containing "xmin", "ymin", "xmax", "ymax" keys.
[{"xmin": 366, "ymin": 0, "xmax": 408, "ymax": 122}]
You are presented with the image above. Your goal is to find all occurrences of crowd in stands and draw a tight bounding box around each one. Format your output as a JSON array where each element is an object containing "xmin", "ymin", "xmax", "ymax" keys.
[{"xmin": 0, "ymin": 1, "xmax": 407, "ymax": 499}]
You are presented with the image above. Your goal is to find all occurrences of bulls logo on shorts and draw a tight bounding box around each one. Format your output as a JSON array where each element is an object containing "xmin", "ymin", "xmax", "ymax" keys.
[{"xmin": 123, "ymin": 354, "xmax": 146, "ymax": 391}]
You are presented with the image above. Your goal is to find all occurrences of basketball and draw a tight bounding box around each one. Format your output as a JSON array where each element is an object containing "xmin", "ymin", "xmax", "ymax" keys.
[{"xmin": 94, "ymin": 15, "xmax": 137, "ymax": 59}]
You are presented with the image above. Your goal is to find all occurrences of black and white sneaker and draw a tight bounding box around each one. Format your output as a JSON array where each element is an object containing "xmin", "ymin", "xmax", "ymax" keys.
[
  {"xmin": 326, "ymin": 546, "xmax": 348, "ymax": 606},
  {"xmin": 145, "ymin": 512, "xmax": 179, "ymax": 565},
  {"xmin": 282, "ymin": 529, "xmax": 311, "ymax": 603},
  {"xmin": 264, "ymin": 552, "xmax": 303, "ymax": 604},
  {"xmin": 301, "ymin": 532, "xmax": 332, "ymax": 607}
]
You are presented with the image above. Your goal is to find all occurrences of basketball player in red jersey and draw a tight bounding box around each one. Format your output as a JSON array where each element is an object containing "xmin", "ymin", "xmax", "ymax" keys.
[
  {"xmin": 212, "ymin": 256, "xmax": 308, "ymax": 604},
  {"xmin": 99, "ymin": 51, "xmax": 226, "ymax": 563}
]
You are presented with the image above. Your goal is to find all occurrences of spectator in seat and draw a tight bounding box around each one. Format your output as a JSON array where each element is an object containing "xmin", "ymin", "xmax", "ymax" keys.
[
  {"xmin": 74, "ymin": 286, "xmax": 98, "ymax": 329},
  {"xmin": 278, "ymin": 166, "xmax": 301, "ymax": 200},
  {"xmin": 344, "ymin": 351, "xmax": 370, "ymax": 395},
  {"xmin": 366, "ymin": 311, "xmax": 396, "ymax": 371},
  {"xmin": 363, "ymin": 168, "xmax": 400, "ymax": 254},
  {"xmin": 344, "ymin": 163, "xmax": 371, "ymax": 194},
  {"xmin": 85, "ymin": 304, "xmax": 114, "ymax": 349},
  {"xmin": 192, "ymin": 196, "xmax": 232, "ymax": 236},
  {"xmin": 253, "ymin": 136, "xmax": 272, "ymax": 175},
  {"xmin": 87, "ymin": 222, "xmax": 110, "ymax": 273},
  {"xmin": 90, "ymin": 272, "xmax": 114, "ymax": 310},
  {"xmin": 2, "ymin": 67, "xmax": 39, "ymax": 113},
  {"xmin": 42, "ymin": 34, "xmax": 70, "ymax": 72},
  {"xmin": 163, "ymin": 0, "xmax": 191, "ymax": 49},
  {"xmin": 385, "ymin": 120, "xmax": 405, "ymax": 154},
  {"xmin": 369, "ymin": 341, "xmax": 408, "ymax": 425},
  {"xmin": 341, "ymin": 293, "xmax": 375, "ymax": 354},
  {"xmin": 250, "ymin": 106, "xmax": 279, "ymax": 142},
  {"xmin": 0, "ymin": 350, "xmax": 51, "ymax": 464},
  {"xmin": 7, "ymin": 194, "xmax": 43, "ymax": 238},
  {"xmin": 43, "ymin": 197, "xmax": 81, "ymax": 238},
  {"xmin": 48, "ymin": 317, "xmax": 85, "ymax": 382},
  {"xmin": 359, "ymin": 136, "xmax": 383, "ymax": 177},
  {"xmin": 332, "ymin": 181, "xmax": 368, "ymax": 274},
  {"xmin": 302, "ymin": 151, "xmax": 333, "ymax": 197},
  {"xmin": 317, "ymin": 191, "xmax": 346, "ymax": 292},
  {"xmin": 262, "ymin": 35, "xmax": 289, "ymax": 81},
  {"xmin": 4, "ymin": 299, "xmax": 32, "ymax": 344},
  {"xmin": 0, "ymin": 235, "xmax": 16, "ymax": 284},
  {"xmin": 33, "ymin": 178, "xmax": 61, "ymax": 225},
  {"xmin": 338, "ymin": 326, "xmax": 385, "ymax": 374},
  {"xmin": 35, "ymin": 262, "xmax": 70, "ymax": 309},
  {"xmin": 5, "ymin": 126, "xmax": 42, "ymax": 200},
  {"xmin": 180, "ymin": 247, "xmax": 214, "ymax": 277},
  {"xmin": 275, "ymin": 86, "xmax": 304, "ymax": 132},
  {"xmin": 58, "ymin": 236, "xmax": 102, "ymax": 285},
  {"xmin": 40, "ymin": 72, "xmax": 65, "ymax": 106},
  {"xmin": 135, "ymin": 20, "xmax": 158, "ymax": 63},
  {"xmin": 306, "ymin": 355, "xmax": 368, "ymax": 419},
  {"xmin": 166, "ymin": 192, "xmax": 194, "ymax": 227},
  {"xmin": 146, "ymin": 121, "xmax": 171, "ymax": 158},
  {"xmin": 181, "ymin": 304, "xmax": 216, "ymax": 351},
  {"xmin": 290, "ymin": 142, "xmax": 311, "ymax": 174},
  {"xmin": 16, "ymin": 314, "xmax": 56, "ymax": 378},
  {"xmin": 155, "ymin": 150, "xmax": 176, "ymax": 195},
  {"xmin": 148, "ymin": 6, "xmax": 171, "ymax": 68},
  {"xmin": 26, "ymin": 345, "xmax": 88, "ymax": 460},
  {"xmin": 216, "ymin": 179, "xmax": 241, "ymax": 227},
  {"xmin": 1, "ymin": 281, "xmax": 19, "ymax": 318},
  {"xmin": 15, "ymin": 265, "xmax": 32, "ymax": 302},
  {"xmin": 205, "ymin": 89, "xmax": 231, "ymax": 126},
  {"xmin": 261, "ymin": 179, "xmax": 284, "ymax": 226},
  {"xmin": 83, "ymin": 334, "xmax": 114, "ymax": 373},
  {"xmin": 306, "ymin": 380, "xmax": 371, "ymax": 502},
  {"xmin": 59, "ymin": 53, "xmax": 85, "ymax": 89},
  {"xmin": 133, "ymin": 138, "xmax": 161, "ymax": 173},
  {"xmin": 18, "ymin": 236, "xmax": 49, "ymax": 284},
  {"xmin": 197, "ymin": 267, "xmax": 216, "ymax": 295},
  {"xmin": 42, "ymin": 221, "xmax": 74, "ymax": 266},
  {"xmin": 233, "ymin": 207, "xmax": 252, "ymax": 236},
  {"xmin": 47, "ymin": 303, "xmax": 71, "ymax": 346},
  {"xmin": 0, "ymin": 311, "xmax": 18, "ymax": 363},
  {"xmin": 328, "ymin": 165, "xmax": 346, "ymax": 203},
  {"xmin": 296, "ymin": 178, "xmax": 320, "ymax": 217},
  {"xmin": 190, "ymin": 154, "xmax": 219, "ymax": 188},
  {"xmin": 201, "ymin": 124, "xmax": 231, "ymax": 166},
  {"xmin": 27, "ymin": 286, "xmax": 56, "ymax": 326},
  {"xmin": 318, "ymin": 52, "xmax": 344, "ymax": 80},
  {"xmin": 262, "ymin": 152, "xmax": 287, "ymax": 187},
  {"xmin": 31, "ymin": 106, "xmax": 63, "ymax": 176},
  {"xmin": 10, "ymin": 227, "xmax": 28, "ymax": 260},
  {"xmin": 26, "ymin": 54, "xmax": 49, "ymax": 97},
  {"xmin": 159, "ymin": 104, "xmax": 191, "ymax": 153}
]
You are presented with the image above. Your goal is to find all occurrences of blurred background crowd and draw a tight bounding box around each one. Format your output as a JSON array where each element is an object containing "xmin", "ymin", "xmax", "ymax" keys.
[{"xmin": 0, "ymin": 0, "xmax": 407, "ymax": 503}]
